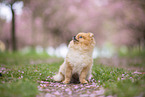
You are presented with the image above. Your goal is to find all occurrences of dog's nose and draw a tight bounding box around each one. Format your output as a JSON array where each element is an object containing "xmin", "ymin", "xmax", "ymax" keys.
[
  {"xmin": 73, "ymin": 36, "xmax": 76, "ymax": 40},
  {"xmin": 73, "ymin": 36, "xmax": 78, "ymax": 41}
]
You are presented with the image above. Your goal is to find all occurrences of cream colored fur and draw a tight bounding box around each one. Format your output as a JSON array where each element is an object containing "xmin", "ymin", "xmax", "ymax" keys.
[{"xmin": 53, "ymin": 32, "xmax": 95, "ymax": 84}]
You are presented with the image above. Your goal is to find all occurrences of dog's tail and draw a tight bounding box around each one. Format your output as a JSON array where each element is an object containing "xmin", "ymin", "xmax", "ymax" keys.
[{"xmin": 53, "ymin": 72, "xmax": 64, "ymax": 82}]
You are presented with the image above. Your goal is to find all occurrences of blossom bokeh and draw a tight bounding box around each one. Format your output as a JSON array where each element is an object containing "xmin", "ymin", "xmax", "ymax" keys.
[{"xmin": 0, "ymin": 0, "xmax": 145, "ymax": 56}]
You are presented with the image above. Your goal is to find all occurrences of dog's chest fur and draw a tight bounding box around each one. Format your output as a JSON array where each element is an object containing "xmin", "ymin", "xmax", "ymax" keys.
[{"xmin": 65, "ymin": 47, "xmax": 93, "ymax": 74}]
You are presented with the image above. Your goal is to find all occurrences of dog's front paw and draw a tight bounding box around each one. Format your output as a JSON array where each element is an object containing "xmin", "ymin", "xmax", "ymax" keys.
[
  {"xmin": 80, "ymin": 79, "xmax": 88, "ymax": 84},
  {"xmin": 63, "ymin": 79, "xmax": 70, "ymax": 84}
]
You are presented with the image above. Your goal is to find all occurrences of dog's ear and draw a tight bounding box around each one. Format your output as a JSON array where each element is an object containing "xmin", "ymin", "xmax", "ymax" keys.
[{"xmin": 89, "ymin": 33, "xmax": 94, "ymax": 37}]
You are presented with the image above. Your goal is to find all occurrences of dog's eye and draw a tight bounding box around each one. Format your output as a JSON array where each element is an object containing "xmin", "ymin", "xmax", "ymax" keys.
[{"xmin": 79, "ymin": 36, "xmax": 82, "ymax": 38}]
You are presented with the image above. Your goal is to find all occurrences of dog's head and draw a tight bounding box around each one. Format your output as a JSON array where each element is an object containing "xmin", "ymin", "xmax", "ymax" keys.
[{"xmin": 72, "ymin": 32, "xmax": 95, "ymax": 47}]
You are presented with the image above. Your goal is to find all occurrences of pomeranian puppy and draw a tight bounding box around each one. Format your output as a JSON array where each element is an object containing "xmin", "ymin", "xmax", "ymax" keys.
[{"xmin": 53, "ymin": 32, "xmax": 95, "ymax": 84}]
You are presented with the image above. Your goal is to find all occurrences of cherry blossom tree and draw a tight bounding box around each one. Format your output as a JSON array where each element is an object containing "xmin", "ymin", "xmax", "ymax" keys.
[
  {"xmin": 0, "ymin": 0, "xmax": 23, "ymax": 51},
  {"xmin": 0, "ymin": 0, "xmax": 145, "ymax": 50}
]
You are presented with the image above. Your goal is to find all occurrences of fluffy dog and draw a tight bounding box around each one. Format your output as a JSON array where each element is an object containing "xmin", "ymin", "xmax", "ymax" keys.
[{"xmin": 53, "ymin": 32, "xmax": 95, "ymax": 84}]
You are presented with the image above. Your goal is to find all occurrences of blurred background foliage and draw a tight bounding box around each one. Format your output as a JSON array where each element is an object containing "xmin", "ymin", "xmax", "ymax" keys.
[{"xmin": 0, "ymin": 0, "xmax": 145, "ymax": 57}]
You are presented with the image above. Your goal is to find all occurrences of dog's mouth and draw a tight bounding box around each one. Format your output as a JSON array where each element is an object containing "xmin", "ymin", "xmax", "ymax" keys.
[{"xmin": 72, "ymin": 36, "xmax": 78, "ymax": 42}]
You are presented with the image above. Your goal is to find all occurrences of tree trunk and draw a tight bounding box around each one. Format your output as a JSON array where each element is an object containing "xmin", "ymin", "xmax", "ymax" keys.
[{"xmin": 10, "ymin": 4, "xmax": 17, "ymax": 51}]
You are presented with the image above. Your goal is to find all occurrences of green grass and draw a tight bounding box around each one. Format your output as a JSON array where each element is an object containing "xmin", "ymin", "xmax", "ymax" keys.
[
  {"xmin": 128, "ymin": 63, "xmax": 145, "ymax": 68},
  {"xmin": 0, "ymin": 80, "xmax": 38, "ymax": 97},
  {"xmin": 0, "ymin": 51, "xmax": 52, "ymax": 65},
  {"xmin": 118, "ymin": 48, "xmax": 145, "ymax": 58},
  {"xmin": 0, "ymin": 52, "xmax": 145, "ymax": 97},
  {"xmin": 0, "ymin": 62, "xmax": 58, "ymax": 97},
  {"xmin": 0, "ymin": 52, "xmax": 61, "ymax": 97},
  {"xmin": 93, "ymin": 61, "xmax": 145, "ymax": 97}
]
